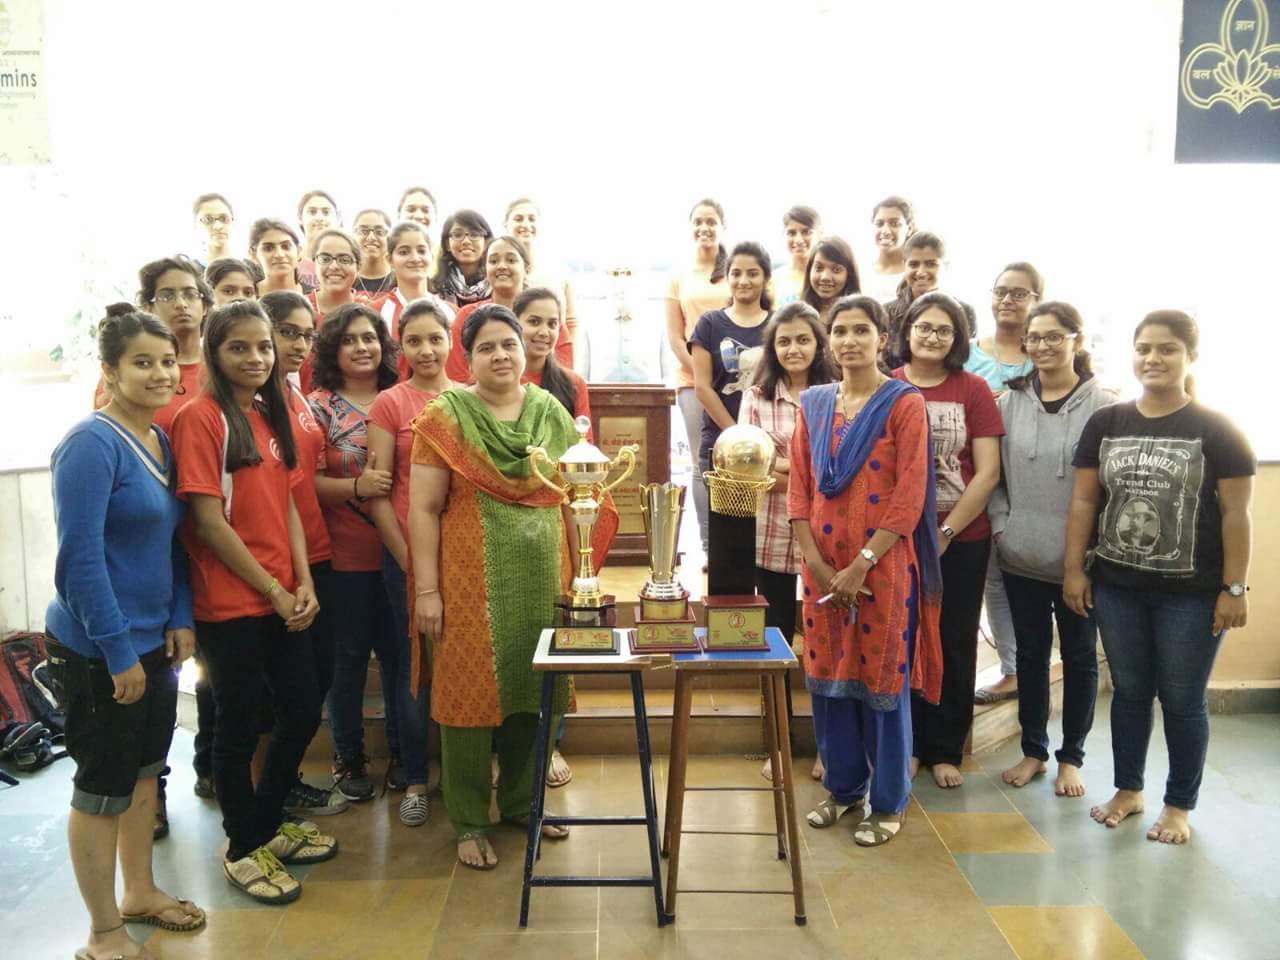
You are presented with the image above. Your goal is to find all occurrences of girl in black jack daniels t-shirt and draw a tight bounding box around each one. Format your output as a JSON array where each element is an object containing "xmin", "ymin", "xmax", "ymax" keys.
[{"xmin": 1064, "ymin": 310, "xmax": 1255, "ymax": 845}]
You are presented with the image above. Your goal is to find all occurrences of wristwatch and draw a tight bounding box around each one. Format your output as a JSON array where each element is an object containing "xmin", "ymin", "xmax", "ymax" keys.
[
  {"xmin": 859, "ymin": 547, "xmax": 877, "ymax": 566},
  {"xmin": 1223, "ymin": 582, "xmax": 1249, "ymax": 597},
  {"xmin": 940, "ymin": 524, "xmax": 956, "ymax": 540}
]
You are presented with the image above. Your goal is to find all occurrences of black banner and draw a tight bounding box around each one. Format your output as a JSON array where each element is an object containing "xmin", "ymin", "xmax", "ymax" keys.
[{"xmin": 1176, "ymin": 0, "xmax": 1280, "ymax": 163}]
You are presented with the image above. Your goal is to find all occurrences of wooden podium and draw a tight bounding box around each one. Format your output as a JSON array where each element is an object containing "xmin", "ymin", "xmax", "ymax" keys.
[{"xmin": 588, "ymin": 383, "xmax": 675, "ymax": 564}]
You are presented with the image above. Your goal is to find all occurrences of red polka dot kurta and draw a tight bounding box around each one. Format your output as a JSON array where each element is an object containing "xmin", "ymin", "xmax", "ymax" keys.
[{"xmin": 788, "ymin": 392, "xmax": 933, "ymax": 710}]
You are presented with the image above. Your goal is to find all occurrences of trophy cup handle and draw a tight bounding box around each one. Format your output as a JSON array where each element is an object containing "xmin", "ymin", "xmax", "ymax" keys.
[
  {"xmin": 598, "ymin": 444, "xmax": 640, "ymax": 498},
  {"xmin": 526, "ymin": 445, "xmax": 569, "ymax": 501}
]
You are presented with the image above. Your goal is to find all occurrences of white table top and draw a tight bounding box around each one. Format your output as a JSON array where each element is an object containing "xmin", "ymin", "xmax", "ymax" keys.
[{"xmin": 532, "ymin": 628, "xmax": 673, "ymax": 672}]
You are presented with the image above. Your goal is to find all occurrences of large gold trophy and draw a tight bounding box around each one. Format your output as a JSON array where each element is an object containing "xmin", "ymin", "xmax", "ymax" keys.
[
  {"xmin": 631, "ymin": 483, "xmax": 700, "ymax": 652},
  {"xmin": 528, "ymin": 415, "xmax": 638, "ymax": 654},
  {"xmin": 701, "ymin": 424, "xmax": 775, "ymax": 651}
]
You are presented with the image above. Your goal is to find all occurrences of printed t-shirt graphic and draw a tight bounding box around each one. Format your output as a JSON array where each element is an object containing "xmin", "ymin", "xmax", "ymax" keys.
[
  {"xmin": 924, "ymin": 400, "xmax": 969, "ymax": 510},
  {"xmin": 719, "ymin": 338, "xmax": 762, "ymax": 398},
  {"xmin": 1094, "ymin": 436, "xmax": 1204, "ymax": 576}
]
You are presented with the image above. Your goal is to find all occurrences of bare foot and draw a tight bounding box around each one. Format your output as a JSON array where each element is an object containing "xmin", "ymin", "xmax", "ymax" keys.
[
  {"xmin": 811, "ymin": 756, "xmax": 824, "ymax": 781},
  {"xmin": 761, "ymin": 757, "xmax": 774, "ymax": 782},
  {"xmin": 909, "ymin": 756, "xmax": 921, "ymax": 779},
  {"xmin": 1055, "ymin": 763, "xmax": 1086, "ymax": 798},
  {"xmin": 932, "ymin": 763, "xmax": 964, "ymax": 788},
  {"xmin": 457, "ymin": 833, "xmax": 498, "ymax": 869},
  {"xmin": 119, "ymin": 888, "xmax": 205, "ymax": 929},
  {"xmin": 1002, "ymin": 756, "xmax": 1047, "ymax": 788},
  {"xmin": 1147, "ymin": 805, "xmax": 1192, "ymax": 844},
  {"xmin": 1090, "ymin": 789, "xmax": 1144, "ymax": 828}
]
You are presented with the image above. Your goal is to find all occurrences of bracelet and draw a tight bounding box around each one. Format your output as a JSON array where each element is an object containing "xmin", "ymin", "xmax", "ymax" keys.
[
  {"xmin": 416, "ymin": 588, "xmax": 440, "ymax": 598},
  {"xmin": 263, "ymin": 577, "xmax": 281, "ymax": 598}
]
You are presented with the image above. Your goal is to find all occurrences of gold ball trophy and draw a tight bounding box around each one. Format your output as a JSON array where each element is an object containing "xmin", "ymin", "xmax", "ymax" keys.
[
  {"xmin": 702, "ymin": 424, "xmax": 775, "ymax": 651},
  {"xmin": 528, "ymin": 415, "xmax": 638, "ymax": 655},
  {"xmin": 631, "ymin": 483, "xmax": 700, "ymax": 653}
]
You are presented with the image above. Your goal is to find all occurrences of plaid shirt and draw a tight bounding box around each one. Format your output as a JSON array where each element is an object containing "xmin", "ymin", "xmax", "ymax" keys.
[{"xmin": 738, "ymin": 382, "xmax": 801, "ymax": 574}]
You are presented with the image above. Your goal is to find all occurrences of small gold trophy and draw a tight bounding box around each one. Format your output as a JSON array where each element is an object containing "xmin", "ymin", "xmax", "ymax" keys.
[
  {"xmin": 631, "ymin": 483, "xmax": 699, "ymax": 653},
  {"xmin": 528, "ymin": 415, "xmax": 639, "ymax": 654},
  {"xmin": 701, "ymin": 424, "xmax": 775, "ymax": 651}
]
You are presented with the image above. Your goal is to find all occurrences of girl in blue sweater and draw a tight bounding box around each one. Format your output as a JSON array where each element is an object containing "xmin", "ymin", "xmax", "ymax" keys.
[{"xmin": 46, "ymin": 304, "xmax": 206, "ymax": 960}]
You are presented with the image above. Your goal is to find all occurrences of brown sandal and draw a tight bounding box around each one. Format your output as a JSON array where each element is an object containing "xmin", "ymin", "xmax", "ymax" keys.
[{"xmin": 121, "ymin": 897, "xmax": 206, "ymax": 932}]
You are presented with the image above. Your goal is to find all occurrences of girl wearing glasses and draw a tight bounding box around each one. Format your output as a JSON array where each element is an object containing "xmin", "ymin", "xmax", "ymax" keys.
[
  {"xmin": 800, "ymin": 237, "xmax": 861, "ymax": 328},
  {"xmin": 1066, "ymin": 311, "xmax": 1254, "ymax": 845},
  {"xmin": 987, "ymin": 303, "xmax": 1114, "ymax": 798},
  {"xmin": 430, "ymin": 209, "xmax": 494, "ymax": 308},
  {"xmin": 352, "ymin": 209, "xmax": 395, "ymax": 297},
  {"xmin": 968, "ymin": 263, "xmax": 1043, "ymax": 708},
  {"xmin": 193, "ymin": 192, "xmax": 234, "ymax": 266},
  {"xmin": 891, "ymin": 293, "xmax": 1003, "ymax": 790},
  {"xmin": 250, "ymin": 219, "xmax": 314, "ymax": 297},
  {"xmin": 504, "ymin": 198, "xmax": 577, "ymax": 369},
  {"xmin": 881, "ymin": 232, "xmax": 976, "ymax": 370},
  {"xmin": 444, "ymin": 236, "xmax": 531, "ymax": 383},
  {"xmin": 862, "ymin": 196, "xmax": 915, "ymax": 304},
  {"xmin": 94, "ymin": 257, "xmax": 211, "ymax": 439}
]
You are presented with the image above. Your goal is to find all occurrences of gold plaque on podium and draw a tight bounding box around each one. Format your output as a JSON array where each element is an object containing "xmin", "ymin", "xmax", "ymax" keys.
[{"xmin": 702, "ymin": 595, "xmax": 769, "ymax": 651}]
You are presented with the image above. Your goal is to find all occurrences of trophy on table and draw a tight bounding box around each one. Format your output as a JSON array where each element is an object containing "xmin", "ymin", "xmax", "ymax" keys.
[
  {"xmin": 528, "ymin": 415, "xmax": 638, "ymax": 655},
  {"xmin": 701, "ymin": 424, "xmax": 775, "ymax": 651},
  {"xmin": 630, "ymin": 483, "xmax": 700, "ymax": 653}
]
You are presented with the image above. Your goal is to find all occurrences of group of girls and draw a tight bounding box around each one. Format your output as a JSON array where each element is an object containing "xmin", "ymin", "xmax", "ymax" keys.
[
  {"xmin": 667, "ymin": 198, "xmax": 1255, "ymax": 852},
  {"xmin": 48, "ymin": 188, "xmax": 1255, "ymax": 959}
]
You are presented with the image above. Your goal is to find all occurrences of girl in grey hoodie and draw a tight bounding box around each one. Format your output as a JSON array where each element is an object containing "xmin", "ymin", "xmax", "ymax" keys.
[{"xmin": 987, "ymin": 302, "xmax": 1117, "ymax": 797}]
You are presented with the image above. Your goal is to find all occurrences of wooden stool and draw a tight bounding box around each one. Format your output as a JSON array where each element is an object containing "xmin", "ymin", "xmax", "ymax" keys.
[{"xmin": 661, "ymin": 627, "xmax": 805, "ymax": 925}]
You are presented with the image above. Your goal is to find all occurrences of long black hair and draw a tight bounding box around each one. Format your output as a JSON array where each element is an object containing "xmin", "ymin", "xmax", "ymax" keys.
[
  {"xmin": 431, "ymin": 209, "xmax": 494, "ymax": 299},
  {"xmin": 202, "ymin": 300, "xmax": 297, "ymax": 471},
  {"xmin": 894, "ymin": 292, "xmax": 972, "ymax": 371},
  {"xmin": 514, "ymin": 287, "xmax": 575, "ymax": 415},
  {"xmin": 311, "ymin": 303, "xmax": 399, "ymax": 392},
  {"xmin": 727, "ymin": 241, "xmax": 775, "ymax": 312},
  {"xmin": 750, "ymin": 302, "xmax": 836, "ymax": 401},
  {"xmin": 800, "ymin": 237, "xmax": 861, "ymax": 315}
]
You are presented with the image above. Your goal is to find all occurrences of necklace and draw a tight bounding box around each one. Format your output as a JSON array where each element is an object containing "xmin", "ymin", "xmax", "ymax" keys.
[{"xmin": 839, "ymin": 376, "xmax": 885, "ymax": 420}]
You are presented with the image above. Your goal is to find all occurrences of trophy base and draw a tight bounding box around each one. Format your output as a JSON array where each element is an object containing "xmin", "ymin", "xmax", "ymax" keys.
[
  {"xmin": 702, "ymin": 594, "xmax": 770, "ymax": 651},
  {"xmin": 631, "ymin": 604, "xmax": 700, "ymax": 653},
  {"xmin": 639, "ymin": 591, "xmax": 691, "ymax": 622},
  {"xmin": 550, "ymin": 599, "xmax": 621, "ymax": 655}
]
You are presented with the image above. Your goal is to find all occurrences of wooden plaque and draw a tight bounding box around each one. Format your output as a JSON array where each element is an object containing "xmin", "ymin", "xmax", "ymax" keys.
[
  {"xmin": 589, "ymin": 383, "xmax": 675, "ymax": 564},
  {"xmin": 702, "ymin": 594, "xmax": 770, "ymax": 651}
]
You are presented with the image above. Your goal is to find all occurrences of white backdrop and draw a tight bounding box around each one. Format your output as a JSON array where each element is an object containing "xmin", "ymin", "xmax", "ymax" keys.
[{"xmin": 0, "ymin": 0, "xmax": 1276, "ymax": 460}]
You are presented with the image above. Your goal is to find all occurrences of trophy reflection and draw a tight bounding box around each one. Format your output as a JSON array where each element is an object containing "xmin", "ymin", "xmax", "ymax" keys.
[
  {"xmin": 528, "ymin": 415, "xmax": 638, "ymax": 654},
  {"xmin": 632, "ymin": 482, "xmax": 699, "ymax": 652}
]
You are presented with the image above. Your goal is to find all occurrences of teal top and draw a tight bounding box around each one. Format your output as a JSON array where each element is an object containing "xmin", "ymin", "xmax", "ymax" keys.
[{"xmin": 964, "ymin": 340, "xmax": 1033, "ymax": 391}]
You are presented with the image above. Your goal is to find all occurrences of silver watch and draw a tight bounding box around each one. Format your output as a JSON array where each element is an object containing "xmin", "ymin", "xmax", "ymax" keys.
[
  {"xmin": 859, "ymin": 547, "xmax": 877, "ymax": 566},
  {"xmin": 941, "ymin": 524, "xmax": 956, "ymax": 540},
  {"xmin": 1224, "ymin": 582, "xmax": 1248, "ymax": 597}
]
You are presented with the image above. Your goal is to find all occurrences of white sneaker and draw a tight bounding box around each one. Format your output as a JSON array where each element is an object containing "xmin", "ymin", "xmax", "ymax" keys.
[
  {"xmin": 224, "ymin": 847, "xmax": 301, "ymax": 904},
  {"xmin": 266, "ymin": 820, "xmax": 339, "ymax": 864}
]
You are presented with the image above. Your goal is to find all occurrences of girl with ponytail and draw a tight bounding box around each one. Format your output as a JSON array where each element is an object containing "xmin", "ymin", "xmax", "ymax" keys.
[
  {"xmin": 1064, "ymin": 309, "xmax": 1255, "ymax": 845},
  {"xmin": 986, "ymin": 301, "xmax": 1115, "ymax": 798},
  {"xmin": 665, "ymin": 198, "xmax": 729, "ymax": 556}
]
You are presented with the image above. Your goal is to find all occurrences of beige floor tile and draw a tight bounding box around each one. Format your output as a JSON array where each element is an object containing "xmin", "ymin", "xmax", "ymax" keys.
[
  {"xmin": 430, "ymin": 930, "xmax": 599, "ymax": 960},
  {"xmin": 926, "ymin": 812, "xmax": 1054, "ymax": 854},
  {"xmin": 145, "ymin": 908, "xmax": 283, "ymax": 960},
  {"xmin": 988, "ymin": 905, "xmax": 1145, "ymax": 960},
  {"xmin": 266, "ymin": 878, "xmax": 448, "ymax": 958}
]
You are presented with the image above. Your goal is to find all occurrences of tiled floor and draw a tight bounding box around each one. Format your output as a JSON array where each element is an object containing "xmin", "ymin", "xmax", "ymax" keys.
[{"xmin": 3, "ymin": 698, "xmax": 1279, "ymax": 959}]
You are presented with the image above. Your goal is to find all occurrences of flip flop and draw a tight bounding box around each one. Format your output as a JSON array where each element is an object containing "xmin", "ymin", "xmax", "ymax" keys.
[
  {"xmin": 121, "ymin": 897, "xmax": 206, "ymax": 932},
  {"xmin": 973, "ymin": 686, "xmax": 1018, "ymax": 705},
  {"xmin": 457, "ymin": 831, "xmax": 498, "ymax": 870}
]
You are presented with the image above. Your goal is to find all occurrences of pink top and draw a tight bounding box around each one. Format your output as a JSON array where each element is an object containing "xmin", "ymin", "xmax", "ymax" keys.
[{"xmin": 368, "ymin": 381, "xmax": 440, "ymax": 540}]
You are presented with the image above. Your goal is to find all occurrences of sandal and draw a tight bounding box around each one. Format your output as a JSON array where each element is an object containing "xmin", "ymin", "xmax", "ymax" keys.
[
  {"xmin": 974, "ymin": 685, "xmax": 1018, "ymax": 705},
  {"xmin": 854, "ymin": 810, "xmax": 905, "ymax": 847},
  {"xmin": 74, "ymin": 922, "xmax": 144, "ymax": 960},
  {"xmin": 806, "ymin": 796, "xmax": 864, "ymax": 829},
  {"xmin": 546, "ymin": 749, "xmax": 573, "ymax": 788},
  {"xmin": 121, "ymin": 896, "xmax": 206, "ymax": 932},
  {"xmin": 457, "ymin": 831, "xmax": 498, "ymax": 870}
]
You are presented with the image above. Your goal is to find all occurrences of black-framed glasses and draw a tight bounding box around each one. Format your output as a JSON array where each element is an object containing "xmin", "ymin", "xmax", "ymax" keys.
[
  {"xmin": 154, "ymin": 288, "xmax": 202, "ymax": 304},
  {"xmin": 992, "ymin": 286, "xmax": 1035, "ymax": 302},
  {"xmin": 911, "ymin": 321, "xmax": 955, "ymax": 341},
  {"xmin": 448, "ymin": 230, "xmax": 485, "ymax": 242},
  {"xmin": 356, "ymin": 226, "xmax": 388, "ymax": 239},
  {"xmin": 1021, "ymin": 332, "xmax": 1078, "ymax": 348},
  {"xmin": 275, "ymin": 325, "xmax": 316, "ymax": 345},
  {"xmin": 315, "ymin": 253, "xmax": 356, "ymax": 267},
  {"xmin": 199, "ymin": 214, "xmax": 231, "ymax": 226}
]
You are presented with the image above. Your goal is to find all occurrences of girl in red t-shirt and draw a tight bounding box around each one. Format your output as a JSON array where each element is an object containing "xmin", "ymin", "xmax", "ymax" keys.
[
  {"xmin": 443, "ymin": 234, "xmax": 529, "ymax": 382},
  {"xmin": 368, "ymin": 297, "xmax": 454, "ymax": 825},
  {"xmin": 170, "ymin": 300, "xmax": 335, "ymax": 905},
  {"xmin": 378, "ymin": 221, "xmax": 442, "ymax": 381}
]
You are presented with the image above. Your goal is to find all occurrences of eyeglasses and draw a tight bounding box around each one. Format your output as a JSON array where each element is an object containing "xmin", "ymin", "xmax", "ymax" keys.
[
  {"xmin": 448, "ymin": 230, "xmax": 485, "ymax": 242},
  {"xmin": 992, "ymin": 286, "xmax": 1036, "ymax": 302},
  {"xmin": 275, "ymin": 325, "xmax": 316, "ymax": 345},
  {"xmin": 356, "ymin": 226, "xmax": 388, "ymax": 239},
  {"xmin": 1021, "ymin": 332, "xmax": 1078, "ymax": 348},
  {"xmin": 154, "ymin": 288, "xmax": 202, "ymax": 304},
  {"xmin": 911, "ymin": 321, "xmax": 955, "ymax": 341},
  {"xmin": 199, "ymin": 214, "xmax": 231, "ymax": 226},
  {"xmin": 314, "ymin": 253, "xmax": 356, "ymax": 267}
]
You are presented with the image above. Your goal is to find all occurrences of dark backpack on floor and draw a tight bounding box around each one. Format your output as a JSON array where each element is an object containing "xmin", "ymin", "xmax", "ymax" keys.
[{"xmin": 0, "ymin": 631, "xmax": 65, "ymax": 738}]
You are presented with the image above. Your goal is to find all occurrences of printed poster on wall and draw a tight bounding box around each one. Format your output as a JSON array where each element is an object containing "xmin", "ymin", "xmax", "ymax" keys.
[
  {"xmin": 1176, "ymin": 0, "xmax": 1280, "ymax": 162},
  {"xmin": 0, "ymin": 0, "xmax": 48, "ymax": 164}
]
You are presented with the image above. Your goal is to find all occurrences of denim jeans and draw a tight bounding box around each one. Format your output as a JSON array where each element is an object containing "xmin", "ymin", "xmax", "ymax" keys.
[
  {"xmin": 198, "ymin": 614, "xmax": 321, "ymax": 860},
  {"xmin": 381, "ymin": 548, "xmax": 431, "ymax": 786},
  {"xmin": 1003, "ymin": 571, "xmax": 1098, "ymax": 767},
  {"xmin": 1091, "ymin": 582, "xmax": 1223, "ymax": 810},
  {"xmin": 326, "ymin": 569, "xmax": 401, "ymax": 763},
  {"xmin": 984, "ymin": 551, "xmax": 1017, "ymax": 676}
]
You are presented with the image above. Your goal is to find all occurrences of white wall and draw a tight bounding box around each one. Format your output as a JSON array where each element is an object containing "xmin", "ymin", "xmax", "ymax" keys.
[{"xmin": 1, "ymin": 0, "xmax": 1277, "ymax": 465}]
